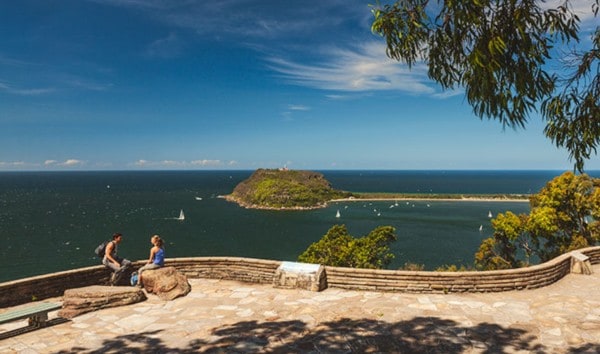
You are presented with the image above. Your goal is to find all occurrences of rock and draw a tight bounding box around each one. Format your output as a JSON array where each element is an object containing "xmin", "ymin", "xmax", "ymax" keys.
[
  {"xmin": 59, "ymin": 285, "xmax": 146, "ymax": 319},
  {"xmin": 141, "ymin": 267, "xmax": 191, "ymax": 300}
]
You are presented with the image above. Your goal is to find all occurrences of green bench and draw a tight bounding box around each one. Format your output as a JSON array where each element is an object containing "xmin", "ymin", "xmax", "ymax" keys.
[{"xmin": 0, "ymin": 302, "xmax": 62, "ymax": 328}]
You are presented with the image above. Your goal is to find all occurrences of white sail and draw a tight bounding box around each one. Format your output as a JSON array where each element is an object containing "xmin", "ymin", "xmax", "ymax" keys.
[
  {"xmin": 336, "ymin": 210, "xmax": 341, "ymax": 218},
  {"xmin": 488, "ymin": 211, "xmax": 493, "ymax": 218},
  {"xmin": 178, "ymin": 209, "xmax": 185, "ymax": 221}
]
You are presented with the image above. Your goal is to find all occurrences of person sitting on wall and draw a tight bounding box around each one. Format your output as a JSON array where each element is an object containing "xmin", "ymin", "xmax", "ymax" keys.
[
  {"xmin": 103, "ymin": 233, "xmax": 132, "ymax": 285},
  {"xmin": 137, "ymin": 234, "xmax": 165, "ymax": 288}
]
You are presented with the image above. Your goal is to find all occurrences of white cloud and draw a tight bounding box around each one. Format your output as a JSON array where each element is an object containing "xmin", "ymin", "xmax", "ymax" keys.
[
  {"xmin": 89, "ymin": 1, "xmax": 440, "ymax": 96},
  {"xmin": 134, "ymin": 159, "xmax": 184, "ymax": 167},
  {"xmin": 190, "ymin": 159, "xmax": 222, "ymax": 167},
  {"xmin": 280, "ymin": 104, "xmax": 311, "ymax": 122},
  {"xmin": 161, "ymin": 160, "xmax": 180, "ymax": 166},
  {"xmin": 280, "ymin": 111, "xmax": 293, "ymax": 122},
  {"xmin": 146, "ymin": 32, "xmax": 183, "ymax": 58},
  {"xmin": 432, "ymin": 89, "xmax": 464, "ymax": 99},
  {"xmin": 0, "ymin": 81, "xmax": 55, "ymax": 96},
  {"xmin": 95, "ymin": 0, "xmax": 363, "ymax": 41},
  {"xmin": 288, "ymin": 104, "xmax": 310, "ymax": 111},
  {"xmin": 325, "ymin": 93, "xmax": 374, "ymax": 101},
  {"xmin": 61, "ymin": 159, "xmax": 84, "ymax": 167},
  {"xmin": 133, "ymin": 159, "xmax": 234, "ymax": 168},
  {"xmin": 66, "ymin": 78, "xmax": 113, "ymax": 91},
  {"xmin": 0, "ymin": 159, "xmax": 86, "ymax": 170},
  {"xmin": 0, "ymin": 161, "xmax": 26, "ymax": 167},
  {"xmin": 266, "ymin": 41, "xmax": 436, "ymax": 94},
  {"xmin": 541, "ymin": 0, "xmax": 598, "ymax": 23},
  {"xmin": 42, "ymin": 159, "xmax": 84, "ymax": 167}
]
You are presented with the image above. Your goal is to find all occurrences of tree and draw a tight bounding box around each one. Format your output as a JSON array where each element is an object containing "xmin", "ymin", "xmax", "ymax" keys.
[
  {"xmin": 527, "ymin": 171, "xmax": 600, "ymax": 260},
  {"xmin": 474, "ymin": 211, "xmax": 530, "ymax": 270},
  {"xmin": 372, "ymin": 0, "xmax": 599, "ymax": 172},
  {"xmin": 298, "ymin": 225, "xmax": 397, "ymax": 269},
  {"xmin": 475, "ymin": 171, "xmax": 600, "ymax": 270}
]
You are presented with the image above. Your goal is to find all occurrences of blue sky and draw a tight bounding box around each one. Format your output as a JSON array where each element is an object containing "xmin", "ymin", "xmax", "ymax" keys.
[{"xmin": 1, "ymin": 0, "xmax": 598, "ymax": 171}]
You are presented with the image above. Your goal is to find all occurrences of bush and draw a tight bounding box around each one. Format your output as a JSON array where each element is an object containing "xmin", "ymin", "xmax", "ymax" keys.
[{"xmin": 298, "ymin": 225, "xmax": 397, "ymax": 269}]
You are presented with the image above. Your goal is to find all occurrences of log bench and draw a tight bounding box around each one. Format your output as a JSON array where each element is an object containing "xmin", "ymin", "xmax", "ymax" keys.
[{"xmin": 0, "ymin": 302, "xmax": 62, "ymax": 328}]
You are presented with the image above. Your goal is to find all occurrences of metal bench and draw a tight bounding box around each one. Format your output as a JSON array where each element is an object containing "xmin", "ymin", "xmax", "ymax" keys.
[{"xmin": 0, "ymin": 302, "xmax": 62, "ymax": 328}]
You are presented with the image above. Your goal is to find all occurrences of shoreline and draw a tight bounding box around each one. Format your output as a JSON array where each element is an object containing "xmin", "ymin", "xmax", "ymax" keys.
[
  {"xmin": 331, "ymin": 196, "xmax": 530, "ymax": 203},
  {"xmin": 220, "ymin": 194, "xmax": 530, "ymax": 211}
]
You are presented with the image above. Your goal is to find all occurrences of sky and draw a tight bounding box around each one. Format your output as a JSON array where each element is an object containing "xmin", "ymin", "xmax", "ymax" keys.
[{"xmin": 0, "ymin": 0, "xmax": 598, "ymax": 171}]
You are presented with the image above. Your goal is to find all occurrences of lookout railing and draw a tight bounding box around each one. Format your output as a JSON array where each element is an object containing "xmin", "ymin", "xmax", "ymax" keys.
[{"xmin": 1, "ymin": 246, "xmax": 598, "ymax": 308}]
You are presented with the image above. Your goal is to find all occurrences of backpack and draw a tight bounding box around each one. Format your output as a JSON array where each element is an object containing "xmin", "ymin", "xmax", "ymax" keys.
[{"xmin": 94, "ymin": 240, "xmax": 111, "ymax": 259}]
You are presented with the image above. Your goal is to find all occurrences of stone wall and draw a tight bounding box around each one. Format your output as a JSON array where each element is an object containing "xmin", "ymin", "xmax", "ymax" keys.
[
  {"xmin": 165, "ymin": 257, "xmax": 281, "ymax": 284},
  {"xmin": 325, "ymin": 247, "xmax": 600, "ymax": 293},
  {"xmin": 583, "ymin": 246, "xmax": 600, "ymax": 264},
  {"xmin": 0, "ymin": 265, "xmax": 112, "ymax": 308},
  {"xmin": 0, "ymin": 258, "xmax": 277, "ymax": 308},
  {"xmin": 1, "ymin": 247, "xmax": 599, "ymax": 308},
  {"xmin": 325, "ymin": 256, "xmax": 570, "ymax": 293}
]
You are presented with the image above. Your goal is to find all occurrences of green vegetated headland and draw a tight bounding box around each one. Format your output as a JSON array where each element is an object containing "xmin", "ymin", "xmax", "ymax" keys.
[
  {"xmin": 224, "ymin": 169, "xmax": 530, "ymax": 210},
  {"xmin": 224, "ymin": 169, "xmax": 353, "ymax": 210}
]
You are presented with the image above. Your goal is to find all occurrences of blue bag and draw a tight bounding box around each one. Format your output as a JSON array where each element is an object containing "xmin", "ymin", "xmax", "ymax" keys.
[{"xmin": 130, "ymin": 272, "xmax": 138, "ymax": 286}]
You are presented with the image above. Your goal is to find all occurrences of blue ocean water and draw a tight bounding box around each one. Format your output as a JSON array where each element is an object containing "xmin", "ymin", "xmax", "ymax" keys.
[{"xmin": 0, "ymin": 170, "xmax": 593, "ymax": 282}]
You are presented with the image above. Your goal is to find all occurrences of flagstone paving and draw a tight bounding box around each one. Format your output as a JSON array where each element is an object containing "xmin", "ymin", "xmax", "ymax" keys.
[{"xmin": 1, "ymin": 265, "xmax": 599, "ymax": 353}]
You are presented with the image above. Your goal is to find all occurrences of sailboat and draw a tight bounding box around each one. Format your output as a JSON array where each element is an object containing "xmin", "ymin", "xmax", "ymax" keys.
[
  {"xmin": 177, "ymin": 209, "xmax": 185, "ymax": 221},
  {"xmin": 479, "ymin": 225, "xmax": 483, "ymax": 232},
  {"xmin": 488, "ymin": 211, "xmax": 493, "ymax": 218},
  {"xmin": 336, "ymin": 210, "xmax": 341, "ymax": 218}
]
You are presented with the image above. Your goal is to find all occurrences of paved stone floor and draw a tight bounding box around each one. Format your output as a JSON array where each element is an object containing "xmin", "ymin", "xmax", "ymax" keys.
[{"xmin": 1, "ymin": 265, "xmax": 599, "ymax": 353}]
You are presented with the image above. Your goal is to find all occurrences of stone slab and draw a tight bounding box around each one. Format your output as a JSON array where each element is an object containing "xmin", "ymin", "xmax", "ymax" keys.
[
  {"xmin": 59, "ymin": 285, "xmax": 146, "ymax": 319},
  {"xmin": 273, "ymin": 262, "xmax": 326, "ymax": 292}
]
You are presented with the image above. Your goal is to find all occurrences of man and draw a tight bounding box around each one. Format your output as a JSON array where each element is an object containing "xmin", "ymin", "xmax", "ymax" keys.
[{"xmin": 103, "ymin": 233, "xmax": 132, "ymax": 285}]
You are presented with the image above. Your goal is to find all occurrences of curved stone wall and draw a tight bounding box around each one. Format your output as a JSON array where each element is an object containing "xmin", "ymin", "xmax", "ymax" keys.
[
  {"xmin": 582, "ymin": 246, "xmax": 600, "ymax": 262},
  {"xmin": 1, "ymin": 247, "xmax": 598, "ymax": 308},
  {"xmin": 326, "ymin": 255, "xmax": 571, "ymax": 293},
  {"xmin": 325, "ymin": 247, "xmax": 599, "ymax": 293}
]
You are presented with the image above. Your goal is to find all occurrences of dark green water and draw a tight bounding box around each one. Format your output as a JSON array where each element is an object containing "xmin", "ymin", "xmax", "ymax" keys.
[{"xmin": 0, "ymin": 170, "xmax": 576, "ymax": 282}]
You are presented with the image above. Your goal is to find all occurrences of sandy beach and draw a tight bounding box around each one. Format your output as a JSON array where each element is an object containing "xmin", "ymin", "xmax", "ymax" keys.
[{"xmin": 331, "ymin": 196, "xmax": 530, "ymax": 203}]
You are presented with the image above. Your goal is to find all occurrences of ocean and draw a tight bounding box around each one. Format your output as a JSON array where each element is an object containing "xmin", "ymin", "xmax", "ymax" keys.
[{"xmin": 0, "ymin": 170, "xmax": 593, "ymax": 282}]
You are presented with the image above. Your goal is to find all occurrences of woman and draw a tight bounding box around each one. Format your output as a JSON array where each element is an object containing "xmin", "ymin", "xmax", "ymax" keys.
[{"xmin": 137, "ymin": 234, "xmax": 165, "ymax": 287}]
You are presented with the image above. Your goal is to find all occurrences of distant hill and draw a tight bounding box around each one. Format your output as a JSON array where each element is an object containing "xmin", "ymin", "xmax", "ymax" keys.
[{"xmin": 225, "ymin": 169, "xmax": 352, "ymax": 210}]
